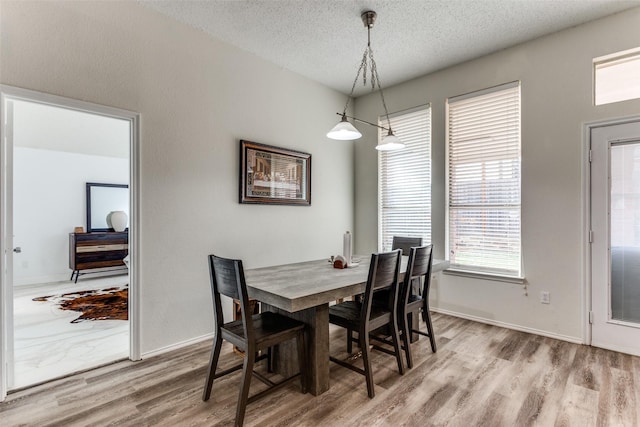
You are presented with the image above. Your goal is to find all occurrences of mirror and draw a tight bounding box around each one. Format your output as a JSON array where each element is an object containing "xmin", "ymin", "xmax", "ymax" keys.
[{"xmin": 86, "ymin": 182, "xmax": 129, "ymax": 232}]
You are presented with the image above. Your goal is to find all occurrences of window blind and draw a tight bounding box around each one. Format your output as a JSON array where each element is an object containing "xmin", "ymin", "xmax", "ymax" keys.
[
  {"xmin": 447, "ymin": 82, "xmax": 521, "ymax": 277},
  {"xmin": 378, "ymin": 106, "xmax": 431, "ymax": 252}
]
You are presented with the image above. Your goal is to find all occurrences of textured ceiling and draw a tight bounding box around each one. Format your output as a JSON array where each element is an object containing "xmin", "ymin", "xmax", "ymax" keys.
[{"xmin": 140, "ymin": 0, "xmax": 640, "ymax": 96}]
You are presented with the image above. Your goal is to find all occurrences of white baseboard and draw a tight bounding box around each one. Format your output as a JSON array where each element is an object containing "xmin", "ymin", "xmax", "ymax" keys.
[
  {"xmin": 431, "ymin": 307, "xmax": 584, "ymax": 345},
  {"xmin": 141, "ymin": 333, "xmax": 214, "ymax": 359},
  {"xmin": 14, "ymin": 273, "xmax": 70, "ymax": 287},
  {"xmin": 141, "ymin": 309, "xmax": 585, "ymax": 361}
]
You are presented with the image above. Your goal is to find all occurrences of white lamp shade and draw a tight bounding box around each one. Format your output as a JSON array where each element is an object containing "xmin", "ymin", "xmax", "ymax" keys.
[
  {"xmin": 376, "ymin": 132, "xmax": 405, "ymax": 151},
  {"xmin": 327, "ymin": 118, "xmax": 362, "ymax": 140}
]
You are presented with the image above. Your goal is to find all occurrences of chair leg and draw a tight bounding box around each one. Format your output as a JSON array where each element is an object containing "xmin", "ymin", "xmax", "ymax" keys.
[
  {"xmin": 235, "ymin": 351, "xmax": 255, "ymax": 427},
  {"xmin": 390, "ymin": 314, "xmax": 405, "ymax": 375},
  {"xmin": 347, "ymin": 327, "xmax": 353, "ymax": 354},
  {"xmin": 296, "ymin": 330, "xmax": 307, "ymax": 394},
  {"xmin": 424, "ymin": 308, "xmax": 437, "ymax": 353},
  {"xmin": 360, "ymin": 331, "xmax": 375, "ymax": 398},
  {"xmin": 403, "ymin": 312, "xmax": 414, "ymax": 369},
  {"xmin": 202, "ymin": 334, "xmax": 222, "ymax": 401}
]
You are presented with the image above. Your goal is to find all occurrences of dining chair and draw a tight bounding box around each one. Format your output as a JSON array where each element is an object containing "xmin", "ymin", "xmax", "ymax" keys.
[
  {"xmin": 370, "ymin": 236, "xmax": 422, "ymax": 301},
  {"xmin": 399, "ymin": 244, "xmax": 436, "ymax": 368},
  {"xmin": 203, "ymin": 254, "xmax": 307, "ymax": 427},
  {"xmin": 392, "ymin": 235, "xmax": 423, "ymax": 255},
  {"xmin": 328, "ymin": 249, "xmax": 404, "ymax": 398},
  {"xmin": 348, "ymin": 235, "xmax": 420, "ymax": 306}
]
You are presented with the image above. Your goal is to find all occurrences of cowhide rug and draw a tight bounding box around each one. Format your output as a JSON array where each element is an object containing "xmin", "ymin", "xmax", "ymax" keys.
[{"xmin": 33, "ymin": 285, "xmax": 128, "ymax": 323}]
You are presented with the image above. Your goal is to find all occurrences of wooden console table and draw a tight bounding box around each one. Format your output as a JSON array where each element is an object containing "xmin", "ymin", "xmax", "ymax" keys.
[{"xmin": 69, "ymin": 232, "xmax": 128, "ymax": 283}]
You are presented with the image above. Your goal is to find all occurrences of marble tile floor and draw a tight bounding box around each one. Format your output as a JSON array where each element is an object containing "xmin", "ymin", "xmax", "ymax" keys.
[{"xmin": 11, "ymin": 275, "xmax": 129, "ymax": 390}]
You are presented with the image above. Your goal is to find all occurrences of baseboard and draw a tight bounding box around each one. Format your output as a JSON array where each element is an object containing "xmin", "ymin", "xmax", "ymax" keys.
[
  {"xmin": 141, "ymin": 333, "xmax": 214, "ymax": 359},
  {"xmin": 141, "ymin": 309, "xmax": 585, "ymax": 360},
  {"xmin": 14, "ymin": 273, "xmax": 70, "ymax": 287},
  {"xmin": 431, "ymin": 307, "xmax": 584, "ymax": 345}
]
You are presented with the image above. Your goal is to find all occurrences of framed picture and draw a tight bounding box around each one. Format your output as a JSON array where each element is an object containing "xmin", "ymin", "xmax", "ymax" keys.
[{"xmin": 240, "ymin": 140, "xmax": 311, "ymax": 205}]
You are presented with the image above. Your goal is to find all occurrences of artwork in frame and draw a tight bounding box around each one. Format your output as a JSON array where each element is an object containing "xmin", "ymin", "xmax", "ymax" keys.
[{"xmin": 239, "ymin": 140, "xmax": 311, "ymax": 205}]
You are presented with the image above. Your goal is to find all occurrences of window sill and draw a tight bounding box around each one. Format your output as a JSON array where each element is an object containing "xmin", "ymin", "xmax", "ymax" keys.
[{"xmin": 443, "ymin": 268, "xmax": 526, "ymax": 284}]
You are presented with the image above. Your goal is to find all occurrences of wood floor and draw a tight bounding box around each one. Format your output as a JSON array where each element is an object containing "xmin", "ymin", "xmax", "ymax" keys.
[{"xmin": 2, "ymin": 312, "xmax": 639, "ymax": 426}]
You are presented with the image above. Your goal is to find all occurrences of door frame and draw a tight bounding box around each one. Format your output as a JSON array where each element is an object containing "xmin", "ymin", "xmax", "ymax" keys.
[
  {"xmin": 583, "ymin": 115, "xmax": 640, "ymax": 349},
  {"xmin": 0, "ymin": 85, "xmax": 141, "ymax": 400}
]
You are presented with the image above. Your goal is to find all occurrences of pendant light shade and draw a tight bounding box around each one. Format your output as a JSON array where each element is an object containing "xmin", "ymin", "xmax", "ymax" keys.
[
  {"xmin": 327, "ymin": 11, "xmax": 404, "ymax": 151},
  {"xmin": 376, "ymin": 130, "xmax": 405, "ymax": 151},
  {"xmin": 327, "ymin": 114, "xmax": 362, "ymax": 140}
]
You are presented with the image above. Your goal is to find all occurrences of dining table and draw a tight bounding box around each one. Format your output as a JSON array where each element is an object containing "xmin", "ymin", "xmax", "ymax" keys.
[{"xmin": 244, "ymin": 254, "xmax": 449, "ymax": 396}]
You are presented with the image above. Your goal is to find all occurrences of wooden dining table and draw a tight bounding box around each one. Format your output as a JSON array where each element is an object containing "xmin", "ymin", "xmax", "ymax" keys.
[{"xmin": 244, "ymin": 255, "xmax": 449, "ymax": 395}]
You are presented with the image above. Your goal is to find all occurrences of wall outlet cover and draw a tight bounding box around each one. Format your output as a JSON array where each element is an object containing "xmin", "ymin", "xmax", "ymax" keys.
[{"xmin": 541, "ymin": 291, "xmax": 550, "ymax": 304}]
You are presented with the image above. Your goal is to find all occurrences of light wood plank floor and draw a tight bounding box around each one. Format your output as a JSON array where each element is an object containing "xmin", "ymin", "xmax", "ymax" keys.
[{"xmin": 2, "ymin": 313, "xmax": 639, "ymax": 426}]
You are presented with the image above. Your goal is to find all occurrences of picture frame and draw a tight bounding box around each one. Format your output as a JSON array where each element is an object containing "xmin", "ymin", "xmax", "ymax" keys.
[{"xmin": 239, "ymin": 140, "xmax": 311, "ymax": 205}]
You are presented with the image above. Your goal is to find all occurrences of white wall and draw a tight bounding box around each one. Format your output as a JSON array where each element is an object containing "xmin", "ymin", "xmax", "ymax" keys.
[
  {"xmin": 13, "ymin": 147, "xmax": 129, "ymax": 286},
  {"xmin": 354, "ymin": 8, "xmax": 640, "ymax": 341},
  {"xmin": 0, "ymin": 1, "xmax": 353, "ymax": 354}
]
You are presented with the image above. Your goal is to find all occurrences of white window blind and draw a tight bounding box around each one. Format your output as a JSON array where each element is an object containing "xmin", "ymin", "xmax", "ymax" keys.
[
  {"xmin": 378, "ymin": 106, "xmax": 431, "ymax": 252},
  {"xmin": 447, "ymin": 82, "xmax": 521, "ymax": 277}
]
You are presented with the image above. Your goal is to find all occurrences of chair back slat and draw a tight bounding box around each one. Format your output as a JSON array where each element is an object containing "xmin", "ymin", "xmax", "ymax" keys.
[
  {"xmin": 392, "ymin": 236, "xmax": 423, "ymax": 256},
  {"xmin": 208, "ymin": 255, "xmax": 253, "ymax": 335}
]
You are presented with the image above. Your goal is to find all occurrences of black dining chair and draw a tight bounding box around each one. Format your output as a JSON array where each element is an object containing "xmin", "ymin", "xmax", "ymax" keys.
[
  {"xmin": 359, "ymin": 235, "xmax": 422, "ymax": 323},
  {"xmin": 399, "ymin": 244, "xmax": 436, "ymax": 368},
  {"xmin": 392, "ymin": 235, "xmax": 423, "ymax": 255},
  {"xmin": 203, "ymin": 255, "xmax": 307, "ymax": 427},
  {"xmin": 348, "ymin": 236, "xmax": 422, "ymax": 307},
  {"xmin": 328, "ymin": 249, "xmax": 404, "ymax": 398}
]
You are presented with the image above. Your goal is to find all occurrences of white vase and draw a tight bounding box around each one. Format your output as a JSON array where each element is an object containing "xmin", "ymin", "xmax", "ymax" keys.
[{"xmin": 108, "ymin": 210, "xmax": 128, "ymax": 232}]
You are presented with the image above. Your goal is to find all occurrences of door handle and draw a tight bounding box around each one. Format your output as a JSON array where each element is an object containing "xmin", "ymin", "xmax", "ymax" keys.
[{"xmin": 13, "ymin": 247, "xmax": 21, "ymax": 253}]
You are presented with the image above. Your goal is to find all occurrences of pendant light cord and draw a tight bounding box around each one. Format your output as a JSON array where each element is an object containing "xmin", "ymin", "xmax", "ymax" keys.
[{"xmin": 341, "ymin": 23, "xmax": 394, "ymax": 135}]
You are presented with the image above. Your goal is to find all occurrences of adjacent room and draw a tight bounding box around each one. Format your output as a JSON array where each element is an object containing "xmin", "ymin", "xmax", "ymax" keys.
[
  {"xmin": 11, "ymin": 100, "xmax": 131, "ymax": 389},
  {"xmin": 1, "ymin": 1, "xmax": 639, "ymax": 426}
]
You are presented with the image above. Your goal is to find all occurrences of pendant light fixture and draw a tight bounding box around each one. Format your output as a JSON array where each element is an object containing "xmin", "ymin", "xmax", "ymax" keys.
[{"xmin": 326, "ymin": 11, "xmax": 404, "ymax": 151}]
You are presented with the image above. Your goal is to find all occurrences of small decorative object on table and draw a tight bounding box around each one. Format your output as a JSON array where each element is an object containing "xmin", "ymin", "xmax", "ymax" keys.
[
  {"xmin": 343, "ymin": 231, "xmax": 353, "ymax": 265},
  {"xmin": 333, "ymin": 255, "xmax": 347, "ymax": 269}
]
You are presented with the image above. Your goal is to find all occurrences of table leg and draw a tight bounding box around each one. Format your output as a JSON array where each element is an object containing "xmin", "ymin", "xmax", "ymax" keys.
[
  {"xmin": 410, "ymin": 311, "xmax": 420, "ymax": 343},
  {"xmin": 262, "ymin": 303, "xmax": 330, "ymax": 396}
]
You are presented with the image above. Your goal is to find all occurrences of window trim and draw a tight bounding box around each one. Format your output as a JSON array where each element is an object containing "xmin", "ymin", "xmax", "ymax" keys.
[{"xmin": 443, "ymin": 268, "xmax": 525, "ymax": 284}]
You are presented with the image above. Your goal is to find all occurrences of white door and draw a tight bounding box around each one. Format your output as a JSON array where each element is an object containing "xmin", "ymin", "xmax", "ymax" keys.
[
  {"xmin": 0, "ymin": 97, "xmax": 16, "ymax": 398},
  {"xmin": 590, "ymin": 119, "xmax": 640, "ymax": 356}
]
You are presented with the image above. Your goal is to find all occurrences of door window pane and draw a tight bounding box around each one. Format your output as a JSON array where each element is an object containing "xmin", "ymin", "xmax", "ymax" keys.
[{"xmin": 610, "ymin": 141, "xmax": 640, "ymax": 323}]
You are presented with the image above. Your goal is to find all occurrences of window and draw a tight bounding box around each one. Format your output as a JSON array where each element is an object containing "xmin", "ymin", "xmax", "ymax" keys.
[
  {"xmin": 446, "ymin": 82, "xmax": 521, "ymax": 278},
  {"xmin": 594, "ymin": 48, "xmax": 640, "ymax": 106},
  {"xmin": 378, "ymin": 106, "xmax": 431, "ymax": 251}
]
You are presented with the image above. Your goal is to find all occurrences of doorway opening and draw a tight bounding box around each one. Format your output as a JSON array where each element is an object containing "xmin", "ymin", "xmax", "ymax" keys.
[{"xmin": 1, "ymin": 86, "xmax": 140, "ymax": 399}]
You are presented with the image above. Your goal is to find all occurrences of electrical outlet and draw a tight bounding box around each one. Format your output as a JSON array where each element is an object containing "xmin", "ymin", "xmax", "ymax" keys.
[{"xmin": 540, "ymin": 291, "xmax": 550, "ymax": 304}]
